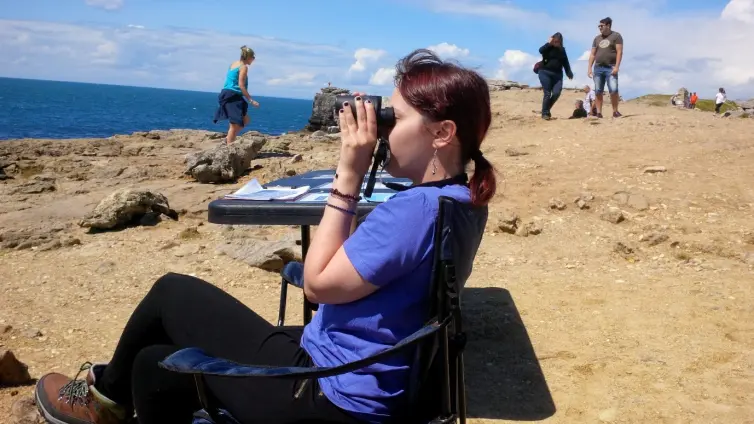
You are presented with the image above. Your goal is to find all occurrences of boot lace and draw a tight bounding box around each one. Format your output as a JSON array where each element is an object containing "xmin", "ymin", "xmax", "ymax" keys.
[{"xmin": 58, "ymin": 362, "xmax": 93, "ymax": 407}]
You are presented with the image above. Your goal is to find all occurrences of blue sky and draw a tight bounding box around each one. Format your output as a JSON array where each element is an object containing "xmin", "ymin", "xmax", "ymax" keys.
[{"xmin": 1, "ymin": 0, "xmax": 753, "ymax": 99}]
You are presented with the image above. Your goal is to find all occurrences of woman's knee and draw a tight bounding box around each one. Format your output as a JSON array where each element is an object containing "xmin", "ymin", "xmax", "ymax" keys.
[{"xmin": 151, "ymin": 273, "xmax": 208, "ymax": 297}]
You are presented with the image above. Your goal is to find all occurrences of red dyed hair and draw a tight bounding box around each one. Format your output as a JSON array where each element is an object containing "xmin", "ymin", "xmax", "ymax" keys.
[{"xmin": 394, "ymin": 49, "xmax": 497, "ymax": 206}]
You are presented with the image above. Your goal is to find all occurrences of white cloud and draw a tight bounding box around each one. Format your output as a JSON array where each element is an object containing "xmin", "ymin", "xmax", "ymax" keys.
[
  {"xmin": 91, "ymin": 40, "xmax": 118, "ymax": 65},
  {"xmin": 721, "ymin": 0, "xmax": 754, "ymax": 24},
  {"xmin": 425, "ymin": 0, "xmax": 548, "ymax": 26},
  {"xmin": 348, "ymin": 48, "xmax": 386, "ymax": 73},
  {"xmin": 0, "ymin": 19, "xmax": 351, "ymax": 98},
  {"xmin": 499, "ymin": 49, "xmax": 534, "ymax": 68},
  {"xmin": 369, "ymin": 68, "xmax": 396, "ymax": 86},
  {"xmin": 266, "ymin": 72, "xmax": 316, "ymax": 86},
  {"xmin": 494, "ymin": 49, "xmax": 535, "ymax": 80},
  {"xmin": 421, "ymin": 0, "xmax": 754, "ymax": 98},
  {"xmin": 577, "ymin": 50, "xmax": 590, "ymax": 61},
  {"xmin": 427, "ymin": 42, "xmax": 470, "ymax": 59},
  {"xmin": 85, "ymin": 0, "xmax": 124, "ymax": 10},
  {"xmin": 127, "ymin": 24, "xmax": 144, "ymax": 29}
]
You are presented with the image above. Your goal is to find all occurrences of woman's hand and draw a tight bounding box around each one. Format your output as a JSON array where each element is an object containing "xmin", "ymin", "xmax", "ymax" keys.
[
  {"xmin": 337, "ymin": 92, "xmax": 377, "ymax": 177},
  {"xmin": 250, "ymin": 99, "xmax": 260, "ymax": 107},
  {"xmin": 547, "ymin": 36, "xmax": 554, "ymax": 44}
]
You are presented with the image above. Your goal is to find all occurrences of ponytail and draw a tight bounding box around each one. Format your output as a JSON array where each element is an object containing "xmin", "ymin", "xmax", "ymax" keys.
[
  {"xmin": 469, "ymin": 154, "xmax": 496, "ymax": 207},
  {"xmin": 240, "ymin": 45, "xmax": 255, "ymax": 61}
]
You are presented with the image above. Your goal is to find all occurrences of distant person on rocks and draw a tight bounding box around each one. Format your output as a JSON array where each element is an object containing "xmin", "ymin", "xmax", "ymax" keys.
[
  {"xmin": 690, "ymin": 92, "xmax": 698, "ymax": 109},
  {"xmin": 537, "ymin": 32, "xmax": 574, "ymax": 120},
  {"xmin": 213, "ymin": 45, "xmax": 260, "ymax": 145},
  {"xmin": 583, "ymin": 85, "xmax": 597, "ymax": 116},
  {"xmin": 715, "ymin": 88, "xmax": 727, "ymax": 114},
  {"xmin": 587, "ymin": 17, "xmax": 623, "ymax": 118}
]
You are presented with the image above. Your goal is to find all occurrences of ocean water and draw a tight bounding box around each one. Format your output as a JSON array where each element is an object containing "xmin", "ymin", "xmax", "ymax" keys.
[{"xmin": 0, "ymin": 77, "xmax": 313, "ymax": 140}]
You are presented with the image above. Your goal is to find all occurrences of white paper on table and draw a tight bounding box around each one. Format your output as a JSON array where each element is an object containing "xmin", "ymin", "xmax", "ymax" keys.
[{"xmin": 225, "ymin": 178, "xmax": 310, "ymax": 201}]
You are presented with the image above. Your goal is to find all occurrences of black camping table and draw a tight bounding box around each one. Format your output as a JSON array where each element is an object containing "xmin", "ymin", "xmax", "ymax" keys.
[{"xmin": 207, "ymin": 169, "xmax": 411, "ymax": 322}]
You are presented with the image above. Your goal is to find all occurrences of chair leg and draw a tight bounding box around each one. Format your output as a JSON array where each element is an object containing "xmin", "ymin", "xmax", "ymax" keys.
[
  {"xmin": 277, "ymin": 277, "xmax": 288, "ymax": 327},
  {"xmin": 457, "ymin": 352, "xmax": 467, "ymax": 424}
]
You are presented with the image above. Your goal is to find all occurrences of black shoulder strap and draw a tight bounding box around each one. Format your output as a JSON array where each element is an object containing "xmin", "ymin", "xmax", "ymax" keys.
[{"xmin": 385, "ymin": 173, "xmax": 468, "ymax": 192}]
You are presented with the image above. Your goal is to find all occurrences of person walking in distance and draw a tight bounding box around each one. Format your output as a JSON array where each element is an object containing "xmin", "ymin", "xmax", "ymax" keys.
[
  {"xmin": 537, "ymin": 32, "xmax": 574, "ymax": 120},
  {"xmin": 587, "ymin": 17, "xmax": 623, "ymax": 118},
  {"xmin": 715, "ymin": 88, "xmax": 727, "ymax": 114},
  {"xmin": 213, "ymin": 46, "xmax": 260, "ymax": 144}
]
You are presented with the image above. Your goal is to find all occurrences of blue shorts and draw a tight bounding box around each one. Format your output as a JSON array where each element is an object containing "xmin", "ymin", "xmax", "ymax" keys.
[{"xmin": 593, "ymin": 65, "xmax": 619, "ymax": 95}]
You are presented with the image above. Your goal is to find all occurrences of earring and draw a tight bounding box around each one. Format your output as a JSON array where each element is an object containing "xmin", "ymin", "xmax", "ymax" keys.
[{"xmin": 431, "ymin": 149, "xmax": 437, "ymax": 175}]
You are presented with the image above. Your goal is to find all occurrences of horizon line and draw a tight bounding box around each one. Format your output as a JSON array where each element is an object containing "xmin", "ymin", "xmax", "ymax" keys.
[{"xmin": 0, "ymin": 76, "xmax": 316, "ymax": 101}]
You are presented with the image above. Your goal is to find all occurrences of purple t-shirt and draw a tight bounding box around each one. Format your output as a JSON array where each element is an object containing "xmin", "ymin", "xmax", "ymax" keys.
[{"xmin": 300, "ymin": 184, "xmax": 471, "ymax": 423}]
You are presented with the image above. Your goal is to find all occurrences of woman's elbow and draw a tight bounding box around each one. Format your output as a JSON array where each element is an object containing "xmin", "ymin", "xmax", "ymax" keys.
[
  {"xmin": 303, "ymin": 284, "xmax": 321, "ymax": 304},
  {"xmin": 303, "ymin": 273, "xmax": 329, "ymax": 304}
]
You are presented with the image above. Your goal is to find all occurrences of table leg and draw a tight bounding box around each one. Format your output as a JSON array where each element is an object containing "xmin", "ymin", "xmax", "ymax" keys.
[{"xmin": 301, "ymin": 225, "xmax": 314, "ymax": 325}]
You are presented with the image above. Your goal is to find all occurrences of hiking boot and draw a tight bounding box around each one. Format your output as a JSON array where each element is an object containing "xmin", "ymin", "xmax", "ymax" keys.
[
  {"xmin": 596, "ymin": 113, "xmax": 604, "ymax": 118},
  {"xmin": 35, "ymin": 362, "xmax": 132, "ymax": 424},
  {"xmin": 613, "ymin": 111, "xmax": 623, "ymax": 118}
]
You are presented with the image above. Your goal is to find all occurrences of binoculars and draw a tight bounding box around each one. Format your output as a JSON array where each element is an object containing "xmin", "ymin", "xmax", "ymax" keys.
[
  {"xmin": 333, "ymin": 95, "xmax": 395, "ymax": 131},
  {"xmin": 332, "ymin": 95, "xmax": 395, "ymax": 197}
]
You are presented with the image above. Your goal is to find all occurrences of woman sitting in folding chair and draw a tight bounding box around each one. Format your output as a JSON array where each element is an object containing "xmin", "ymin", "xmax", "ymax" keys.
[{"xmin": 34, "ymin": 49, "xmax": 497, "ymax": 424}]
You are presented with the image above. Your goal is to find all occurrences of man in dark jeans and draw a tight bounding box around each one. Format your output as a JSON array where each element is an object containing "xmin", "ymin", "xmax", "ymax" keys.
[
  {"xmin": 587, "ymin": 17, "xmax": 624, "ymax": 118},
  {"xmin": 537, "ymin": 32, "xmax": 574, "ymax": 120}
]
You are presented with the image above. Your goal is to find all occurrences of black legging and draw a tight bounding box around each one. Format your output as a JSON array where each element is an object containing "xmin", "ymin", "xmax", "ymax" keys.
[{"xmin": 97, "ymin": 273, "xmax": 359, "ymax": 424}]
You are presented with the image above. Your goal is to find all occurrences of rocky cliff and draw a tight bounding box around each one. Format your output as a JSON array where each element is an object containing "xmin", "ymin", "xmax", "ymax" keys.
[{"xmin": 305, "ymin": 86, "xmax": 350, "ymax": 132}]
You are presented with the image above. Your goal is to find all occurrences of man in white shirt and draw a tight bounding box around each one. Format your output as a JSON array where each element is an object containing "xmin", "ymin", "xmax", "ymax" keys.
[
  {"xmin": 583, "ymin": 85, "xmax": 597, "ymax": 116},
  {"xmin": 715, "ymin": 88, "xmax": 727, "ymax": 114}
]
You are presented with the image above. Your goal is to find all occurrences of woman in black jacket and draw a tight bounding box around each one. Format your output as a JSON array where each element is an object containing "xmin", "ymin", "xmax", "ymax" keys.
[{"xmin": 537, "ymin": 33, "xmax": 573, "ymax": 120}]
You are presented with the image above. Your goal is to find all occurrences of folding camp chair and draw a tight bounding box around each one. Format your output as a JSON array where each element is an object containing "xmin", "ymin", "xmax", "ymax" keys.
[{"xmin": 159, "ymin": 195, "xmax": 488, "ymax": 423}]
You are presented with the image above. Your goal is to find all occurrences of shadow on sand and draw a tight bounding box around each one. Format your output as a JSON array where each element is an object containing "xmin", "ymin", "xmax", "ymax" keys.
[{"xmin": 463, "ymin": 287, "xmax": 556, "ymax": 421}]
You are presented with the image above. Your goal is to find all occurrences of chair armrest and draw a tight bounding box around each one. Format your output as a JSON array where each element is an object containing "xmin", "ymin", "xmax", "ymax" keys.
[
  {"xmin": 159, "ymin": 315, "xmax": 450, "ymax": 380},
  {"xmin": 281, "ymin": 261, "xmax": 304, "ymax": 289}
]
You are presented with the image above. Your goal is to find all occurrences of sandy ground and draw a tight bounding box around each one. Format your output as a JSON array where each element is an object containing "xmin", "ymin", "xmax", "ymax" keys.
[{"xmin": 1, "ymin": 88, "xmax": 753, "ymax": 423}]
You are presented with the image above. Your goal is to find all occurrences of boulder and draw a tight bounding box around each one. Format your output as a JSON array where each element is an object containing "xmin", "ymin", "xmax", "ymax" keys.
[
  {"xmin": 79, "ymin": 188, "xmax": 178, "ymax": 230},
  {"xmin": 8, "ymin": 175, "xmax": 56, "ymax": 195},
  {"xmin": 305, "ymin": 86, "xmax": 351, "ymax": 132},
  {"xmin": 722, "ymin": 110, "xmax": 750, "ymax": 119},
  {"xmin": 0, "ymin": 160, "xmax": 12, "ymax": 180},
  {"xmin": 10, "ymin": 397, "xmax": 45, "ymax": 424},
  {"xmin": 487, "ymin": 80, "xmax": 529, "ymax": 91},
  {"xmin": 184, "ymin": 135, "xmax": 267, "ymax": 183},
  {"xmin": 739, "ymin": 99, "xmax": 754, "ymax": 111},
  {"xmin": 0, "ymin": 349, "xmax": 32, "ymax": 386},
  {"xmin": 308, "ymin": 130, "xmax": 331, "ymax": 142},
  {"xmin": 0, "ymin": 225, "xmax": 68, "ymax": 250},
  {"xmin": 217, "ymin": 238, "xmax": 302, "ymax": 272},
  {"xmin": 672, "ymin": 87, "xmax": 689, "ymax": 107}
]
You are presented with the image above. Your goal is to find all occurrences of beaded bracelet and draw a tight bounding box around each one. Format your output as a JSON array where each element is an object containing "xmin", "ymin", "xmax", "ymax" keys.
[
  {"xmin": 326, "ymin": 203, "xmax": 356, "ymax": 216},
  {"xmin": 330, "ymin": 188, "xmax": 362, "ymax": 202}
]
